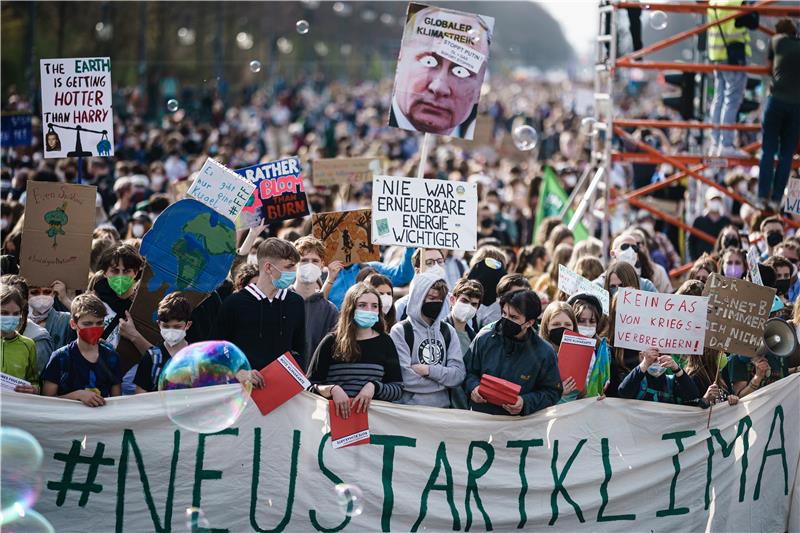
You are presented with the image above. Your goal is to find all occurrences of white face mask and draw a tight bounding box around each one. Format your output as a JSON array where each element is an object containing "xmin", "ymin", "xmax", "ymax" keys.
[
  {"xmin": 297, "ymin": 263, "xmax": 322, "ymax": 284},
  {"xmin": 616, "ymin": 247, "xmax": 638, "ymax": 268},
  {"xmin": 707, "ymin": 199, "xmax": 724, "ymax": 214},
  {"xmin": 160, "ymin": 327, "xmax": 187, "ymax": 347},
  {"xmin": 29, "ymin": 295, "xmax": 55, "ymax": 315},
  {"xmin": 452, "ymin": 301, "xmax": 477, "ymax": 323},
  {"xmin": 577, "ymin": 325, "xmax": 597, "ymax": 338},
  {"xmin": 0, "ymin": 219, "xmax": 8, "ymax": 231},
  {"xmin": 131, "ymin": 224, "xmax": 145, "ymax": 238},
  {"xmin": 380, "ymin": 294, "xmax": 394, "ymax": 315}
]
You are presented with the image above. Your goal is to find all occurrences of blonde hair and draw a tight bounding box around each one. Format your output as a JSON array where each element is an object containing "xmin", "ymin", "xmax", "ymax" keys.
[
  {"xmin": 334, "ymin": 283, "xmax": 385, "ymax": 363},
  {"xmin": 539, "ymin": 301, "xmax": 577, "ymax": 346}
]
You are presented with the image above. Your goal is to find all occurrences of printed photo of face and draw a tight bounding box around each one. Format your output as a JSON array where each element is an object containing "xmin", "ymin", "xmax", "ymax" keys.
[{"xmin": 390, "ymin": 5, "xmax": 493, "ymax": 139}]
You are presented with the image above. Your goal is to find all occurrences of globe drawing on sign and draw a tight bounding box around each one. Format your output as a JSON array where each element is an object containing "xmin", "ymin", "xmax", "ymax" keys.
[{"xmin": 140, "ymin": 199, "xmax": 236, "ymax": 294}]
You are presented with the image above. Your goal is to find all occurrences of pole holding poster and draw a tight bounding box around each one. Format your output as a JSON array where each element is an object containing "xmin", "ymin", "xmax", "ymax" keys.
[{"xmin": 417, "ymin": 133, "xmax": 431, "ymax": 179}]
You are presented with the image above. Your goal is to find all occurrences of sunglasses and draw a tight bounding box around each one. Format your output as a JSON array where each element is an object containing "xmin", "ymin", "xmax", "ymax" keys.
[{"xmin": 619, "ymin": 243, "xmax": 640, "ymax": 253}]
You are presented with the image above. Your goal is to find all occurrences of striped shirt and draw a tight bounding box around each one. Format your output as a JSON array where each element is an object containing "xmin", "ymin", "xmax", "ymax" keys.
[{"xmin": 307, "ymin": 333, "xmax": 403, "ymax": 401}]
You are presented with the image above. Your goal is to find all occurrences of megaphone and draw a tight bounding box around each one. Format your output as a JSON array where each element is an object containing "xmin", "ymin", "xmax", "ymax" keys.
[{"xmin": 756, "ymin": 318, "xmax": 798, "ymax": 358}]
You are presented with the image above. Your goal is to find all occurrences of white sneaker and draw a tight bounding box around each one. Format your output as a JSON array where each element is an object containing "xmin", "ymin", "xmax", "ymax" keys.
[{"xmin": 717, "ymin": 145, "xmax": 750, "ymax": 158}]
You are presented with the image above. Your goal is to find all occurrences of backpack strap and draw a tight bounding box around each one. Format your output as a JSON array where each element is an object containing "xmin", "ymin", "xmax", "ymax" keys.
[
  {"xmin": 401, "ymin": 319, "xmax": 415, "ymax": 359},
  {"xmin": 439, "ymin": 322, "xmax": 451, "ymax": 353}
]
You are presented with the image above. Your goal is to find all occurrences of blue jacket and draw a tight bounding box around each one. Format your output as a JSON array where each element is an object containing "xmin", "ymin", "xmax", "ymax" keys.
[
  {"xmin": 463, "ymin": 321, "xmax": 562, "ymax": 416},
  {"xmin": 328, "ymin": 247, "xmax": 415, "ymax": 309}
]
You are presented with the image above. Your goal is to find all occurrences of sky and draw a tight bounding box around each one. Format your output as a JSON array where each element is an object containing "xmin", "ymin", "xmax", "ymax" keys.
[{"xmin": 539, "ymin": 0, "xmax": 599, "ymax": 59}]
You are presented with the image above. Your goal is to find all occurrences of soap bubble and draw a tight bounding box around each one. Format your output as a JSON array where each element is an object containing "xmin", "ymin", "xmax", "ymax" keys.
[
  {"xmin": 177, "ymin": 27, "xmax": 196, "ymax": 46},
  {"xmin": 0, "ymin": 428, "xmax": 43, "ymax": 525},
  {"xmin": 236, "ymin": 32, "xmax": 254, "ymax": 50},
  {"xmin": 512, "ymin": 125, "xmax": 538, "ymax": 151},
  {"xmin": 166, "ymin": 99, "xmax": 179, "ymax": 113},
  {"xmin": 249, "ymin": 60, "xmax": 262, "ymax": 73},
  {"xmin": 360, "ymin": 9, "xmax": 376, "ymax": 22},
  {"xmin": 185, "ymin": 507, "xmax": 210, "ymax": 530},
  {"xmin": 332, "ymin": 2, "xmax": 352, "ymax": 16},
  {"xmin": 756, "ymin": 39, "xmax": 767, "ymax": 52},
  {"xmin": 335, "ymin": 484, "xmax": 364, "ymax": 517},
  {"xmin": 158, "ymin": 341, "xmax": 252, "ymax": 434},
  {"xmin": 296, "ymin": 19, "xmax": 310, "ymax": 34},
  {"xmin": 649, "ymin": 10, "xmax": 668, "ymax": 31},
  {"xmin": 681, "ymin": 49, "xmax": 693, "ymax": 61},
  {"xmin": 2, "ymin": 510, "xmax": 54, "ymax": 533}
]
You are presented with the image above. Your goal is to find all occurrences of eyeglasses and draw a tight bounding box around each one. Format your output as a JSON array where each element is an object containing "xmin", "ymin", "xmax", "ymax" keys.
[
  {"xmin": 424, "ymin": 258, "xmax": 445, "ymax": 267},
  {"xmin": 619, "ymin": 243, "xmax": 640, "ymax": 253}
]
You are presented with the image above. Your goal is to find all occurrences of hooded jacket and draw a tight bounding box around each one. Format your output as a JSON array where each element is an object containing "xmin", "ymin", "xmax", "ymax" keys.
[
  {"xmin": 390, "ymin": 271, "xmax": 465, "ymax": 407},
  {"xmin": 463, "ymin": 321, "xmax": 562, "ymax": 416}
]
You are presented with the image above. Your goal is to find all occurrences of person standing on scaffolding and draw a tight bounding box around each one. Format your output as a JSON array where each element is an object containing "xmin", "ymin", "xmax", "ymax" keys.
[{"xmin": 707, "ymin": 1, "xmax": 759, "ymax": 158}]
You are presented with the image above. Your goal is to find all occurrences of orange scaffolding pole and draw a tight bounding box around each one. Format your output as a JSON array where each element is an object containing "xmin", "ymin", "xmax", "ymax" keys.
[
  {"xmin": 615, "ymin": 60, "xmax": 769, "ymax": 74},
  {"xmin": 616, "ymin": 1, "xmax": 799, "ymax": 16},
  {"xmin": 613, "ymin": 119, "xmax": 761, "ymax": 132},
  {"xmin": 669, "ymin": 262, "xmax": 695, "ymax": 279},
  {"xmin": 612, "ymin": 151, "xmax": 800, "ymax": 169}
]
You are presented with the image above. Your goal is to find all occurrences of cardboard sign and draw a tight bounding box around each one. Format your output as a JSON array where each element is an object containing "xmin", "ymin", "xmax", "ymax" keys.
[
  {"xmin": 614, "ymin": 288, "xmax": 708, "ymax": 355},
  {"xmin": 235, "ymin": 157, "xmax": 309, "ymax": 228},
  {"xmin": 557, "ymin": 265, "xmax": 610, "ymax": 314},
  {"xmin": 784, "ymin": 178, "xmax": 800, "ymax": 215},
  {"xmin": 329, "ymin": 400, "xmax": 370, "ymax": 449},
  {"xmin": 311, "ymin": 157, "xmax": 381, "ymax": 186},
  {"xmin": 187, "ymin": 158, "xmax": 255, "ymax": 222},
  {"xmin": 388, "ymin": 3, "xmax": 495, "ymax": 140},
  {"xmin": 250, "ymin": 353, "xmax": 311, "ymax": 416},
  {"xmin": 747, "ymin": 246, "xmax": 763, "ymax": 286},
  {"xmin": 40, "ymin": 57, "xmax": 114, "ymax": 158},
  {"xmin": 311, "ymin": 209, "xmax": 380, "ymax": 265},
  {"xmin": 20, "ymin": 182, "xmax": 95, "ymax": 290},
  {"xmin": 557, "ymin": 331, "xmax": 595, "ymax": 392},
  {"xmin": 372, "ymin": 175, "xmax": 478, "ymax": 251},
  {"xmin": 703, "ymin": 273, "xmax": 775, "ymax": 356},
  {"xmin": 1, "ymin": 114, "xmax": 32, "ymax": 147}
]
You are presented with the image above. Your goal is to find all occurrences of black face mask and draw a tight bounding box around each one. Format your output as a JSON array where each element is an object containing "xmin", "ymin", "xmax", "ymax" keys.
[
  {"xmin": 722, "ymin": 237, "xmax": 740, "ymax": 249},
  {"xmin": 767, "ymin": 231, "xmax": 784, "ymax": 248},
  {"xmin": 548, "ymin": 327, "xmax": 567, "ymax": 347},
  {"xmin": 775, "ymin": 278, "xmax": 791, "ymax": 296},
  {"xmin": 480, "ymin": 218, "xmax": 494, "ymax": 229},
  {"xmin": 501, "ymin": 317, "xmax": 523, "ymax": 338},
  {"xmin": 421, "ymin": 301, "xmax": 444, "ymax": 320}
]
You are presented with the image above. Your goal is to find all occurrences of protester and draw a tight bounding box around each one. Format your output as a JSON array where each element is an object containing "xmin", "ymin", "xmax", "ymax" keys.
[
  {"xmin": 567, "ymin": 293, "xmax": 605, "ymax": 339},
  {"xmin": 688, "ymin": 256, "xmax": 718, "ymax": 285},
  {"xmin": 93, "ymin": 243, "xmax": 144, "ymax": 350},
  {"xmin": 307, "ymin": 283, "xmax": 403, "ymax": 418},
  {"xmin": 364, "ymin": 274, "xmax": 397, "ymax": 330},
  {"xmin": 394, "ymin": 248, "xmax": 447, "ymax": 321},
  {"xmin": 595, "ymin": 237, "xmax": 658, "ymax": 292},
  {"xmin": 41, "ymin": 294, "xmax": 122, "ymax": 406},
  {"xmin": 0, "ymin": 285, "xmax": 38, "ymax": 393},
  {"xmin": 517, "ymin": 245, "xmax": 548, "ymax": 286},
  {"xmin": 685, "ymin": 350, "xmax": 739, "ymax": 407},
  {"xmin": 689, "ymin": 189, "xmax": 733, "ymax": 260},
  {"xmin": 28, "ymin": 282, "xmax": 75, "ymax": 351},
  {"xmin": 534, "ymin": 242, "xmax": 573, "ymax": 302},
  {"xmin": 445, "ymin": 278, "xmax": 484, "ymax": 359},
  {"xmin": 463, "ymin": 289, "xmax": 561, "ymax": 416},
  {"xmin": 466, "ymin": 247, "xmax": 508, "ymax": 328},
  {"xmin": 617, "ymin": 347, "xmax": 701, "ymax": 404},
  {"xmin": 1, "ymin": 274, "xmax": 54, "ymax": 372},
  {"xmin": 719, "ymin": 248, "xmax": 747, "ymax": 279},
  {"xmin": 539, "ymin": 301, "xmax": 580, "ymax": 400},
  {"xmin": 325, "ymin": 247, "xmax": 415, "ymax": 310},
  {"xmin": 572, "ymin": 256, "xmax": 604, "ymax": 284},
  {"xmin": 764, "ymin": 255, "xmax": 793, "ymax": 302},
  {"xmin": 760, "ymin": 216, "xmax": 785, "ymax": 258},
  {"xmin": 713, "ymin": 225, "xmax": 744, "ymax": 254}
]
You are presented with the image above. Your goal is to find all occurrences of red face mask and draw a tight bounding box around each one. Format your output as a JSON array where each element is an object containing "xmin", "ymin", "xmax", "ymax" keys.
[{"xmin": 78, "ymin": 326, "xmax": 104, "ymax": 345}]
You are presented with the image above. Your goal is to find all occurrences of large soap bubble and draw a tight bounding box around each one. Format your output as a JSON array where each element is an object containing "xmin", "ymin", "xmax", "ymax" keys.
[
  {"xmin": 512, "ymin": 125, "xmax": 538, "ymax": 151},
  {"xmin": 0, "ymin": 428, "xmax": 43, "ymax": 526},
  {"xmin": 158, "ymin": 341, "xmax": 252, "ymax": 433}
]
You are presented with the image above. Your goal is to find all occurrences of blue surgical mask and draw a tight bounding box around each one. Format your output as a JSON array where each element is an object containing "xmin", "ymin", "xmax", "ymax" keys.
[
  {"xmin": 272, "ymin": 269, "xmax": 297, "ymax": 289},
  {"xmin": 0, "ymin": 315, "xmax": 20, "ymax": 334},
  {"xmin": 354, "ymin": 310, "xmax": 379, "ymax": 329},
  {"xmin": 609, "ymin": 287, "xmax": 618, "ymax": 298}
]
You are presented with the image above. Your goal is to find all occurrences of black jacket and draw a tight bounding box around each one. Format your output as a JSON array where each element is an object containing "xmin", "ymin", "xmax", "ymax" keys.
[{"xmin": 212, "ymin": 283, "xmax": 307, "ymax": 370}]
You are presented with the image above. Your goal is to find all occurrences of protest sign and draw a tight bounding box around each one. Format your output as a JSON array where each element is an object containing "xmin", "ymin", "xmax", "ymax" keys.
[
  {"xmin": 372, "ymin": 175, "xmax": 478, "ymax": 251},
  {"xmin": 4, "ymin": 375, "xmax": 798, "ymax": 531},
  {"xmin": 703, "ymin": 273, "xmax": 775, "ymax": 356},
  {"xmin": 747, "ymin": 246, "xmax": 763, "ymax": 286},
  {"xmin": 558, "ymin": 265, "xmax": 610, "ymax": 314},
  {"xmin": 235, "ymin": 157, "xmax": 309, "ymax": 228},
  {"xmin": 1, "ymin": 372, "xmax": 30, "ymax": 392},
  {"xmin": 614, "ymin": 287, "xmax": 708, "ymax": 354},
  {"xmin": 389, "ymin": 3, "xmax": 494, "ymax": 140},
  {"xmin": 40, "ymin": 57, "xmax": 114, "ymax": 158},
  {"xmin": 1, "ymin": 113, "xmax": 32, "ymax": 147},
  {"xmin": 187, "ymin": 158, "xmax": 255, "ymax": 223},
  {"xmin": 312, "ymin": 209, "xmax": 380, "ymax": 265},
  {"xmin": 311, "ymin": 157, "xmax": 381, "ymax": 186},
  {"xmin": 784, "ymin": 178, "xmax": 800, "ymax": 215},
  {"xmin": 450, "ymin": 113, "xmax": 493, "ymax": 147},
  {"xmin": 20, "ymin": 181, "xmax": 95, "ymax": 290}
]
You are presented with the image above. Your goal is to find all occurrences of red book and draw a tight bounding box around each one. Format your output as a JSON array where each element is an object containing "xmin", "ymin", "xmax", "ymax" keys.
[
  {"xmin": 329, "ymin": 400, "xmax": 370, "ymax": 449},
  {"xmin": 250, "ymin": 352, "xmax": 310, "ymax": 416},
  {"xmin": 479, "ymin": 374, "xmax": 521, "ymax": 406},
  {"xmin": 557, "ymin": 330, "xmax": 595, "ymax": 393}
]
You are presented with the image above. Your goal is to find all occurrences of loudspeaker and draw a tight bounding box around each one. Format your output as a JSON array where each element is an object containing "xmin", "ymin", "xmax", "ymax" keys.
[{"xmin": 756, "ymin": 318, "xmax": 798, "ymax": 358}]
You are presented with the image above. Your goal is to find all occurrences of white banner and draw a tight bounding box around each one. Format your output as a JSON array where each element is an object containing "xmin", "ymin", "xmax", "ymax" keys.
[
  {"xmin": 3, "ymin": 375, "xmax": 799, "ymax": 532},
  {"xmin": 372, "ymin": 175, "xmax": 478, "ymax": 251}
]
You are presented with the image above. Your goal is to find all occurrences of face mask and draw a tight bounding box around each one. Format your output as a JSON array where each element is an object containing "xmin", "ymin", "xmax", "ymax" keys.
[
  {"xmin": 724, "ymin": 264, "xmax": 745, "ymax": 279},
  {"xmin": 354, "ymin": 310, "xmax": 379, "ymax": 329},
  {"xmin": 548, "ymin": 327, "xmax": 567, "ymax": 346},
  {"xmin": 421, "ymin": 301, "xmax": 444, "ymax": 320},
  {"xmin": 480, "ymin": 218, "xmax": 494, "ymax": 229},
  {"xmin": 0, "ymin": 315, "xmax": 20, "ymax": 334},
  {"xmin": 160, "ymin": 327, "xmax": 187, "ymax": 347},
  {"xmin": 108, "ymin": 275, "xmax": 135, "ymax": 296},
  {"xmin": 78, "ymin": 325, "xmax": 105, "ymax": 345},
  {"xmin": 380, "ymin": 294, "xmax": 394, "ymax": 315},
  {"xmin": 775, "ymin": 278, "xmax": 791, "ymax": 295},
  {"xmin": 766, "ymin": 231, "xmax": 784, "ymax": 248},
  {"xmin": 29, "ymin": 295, "xmax": 55, "ymax": 315},
  {"xmin": 271, "ymin": 267, "xmax": 296, "ymax": 289},
  {"xmin": 647, "ymin": 363, "xmax": 667, "ymax": 377},
  {"xmin": 500, "ymin": 317, "xmax": 523, "ymax": 339},
  {"xmin": 707, "ymin": 199, "xmax": 724, "ymax": 214},
  {"xmin": 640, "ymin": 222, "xmax": 654, "ymax": 236},
  {"xmin": 487, "ymin": 203, "xmax": 499, "ymax": 215},
  {"xmin": 297, "ymin": 263, "xmax": 322, "ymax": 284},
  {"xmin": 609, "ymin": 286, "xmax": 618, "ymax": 298},
  {"xmin": 577, "ymin": 325, "xmax": 597, "ymax": 338},
  {"xmin": 452, "ymin": 301, "xmax": 477, "ymax": 323},
  {"xmin": 131, "ymin": 224, "xmax": 145, "ymax": 238},
  {"xmin": 616, "ymin": 247, "xmax": 639, "ymax": 269},
  {"xmin": 722, "ymin": 237, "xmax": 740, "ymax": 249}
]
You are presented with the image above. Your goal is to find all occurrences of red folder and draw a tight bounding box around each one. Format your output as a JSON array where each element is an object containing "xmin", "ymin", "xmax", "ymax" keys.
[
  {"xmin": 479, "ymin": 374, "xmax": 521, "ymax": 406},
  {"xmin": 250, "ymin": 352, "xmax": 310, "ymax": 415},
  {"xmin": 329, "ymin": 400, "xmax": 370, "ymax": 449},
  {"xmin": 557, "ymin": 330, "xmax": 595, "ymax": 393}
]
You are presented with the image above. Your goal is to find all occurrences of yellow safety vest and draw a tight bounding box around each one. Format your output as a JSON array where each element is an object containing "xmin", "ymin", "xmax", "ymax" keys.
[{"xmin": 707, "ymin": 0, "xmax": 752, "ymax": 62}]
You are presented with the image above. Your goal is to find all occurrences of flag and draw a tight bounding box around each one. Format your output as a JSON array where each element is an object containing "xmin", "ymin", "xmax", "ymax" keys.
[
  {"xmin": 534, "ymin": 166, "xmax": 589, "ymax": 242},
  {"xmin": 585, "ymin": 337, "xmax": 611, "ymax": 397}
]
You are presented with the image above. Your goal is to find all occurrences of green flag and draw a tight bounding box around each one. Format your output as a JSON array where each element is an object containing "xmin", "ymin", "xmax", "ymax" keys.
[{"xmin": 534, "ymin": 166, "xmax": 589, "ymax": 242}]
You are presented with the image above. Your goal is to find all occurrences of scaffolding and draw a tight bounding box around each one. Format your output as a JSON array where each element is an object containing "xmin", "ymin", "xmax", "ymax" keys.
[{"xmin": 567, "ymin": 0, "xmax": 800, "ymax": 277}]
